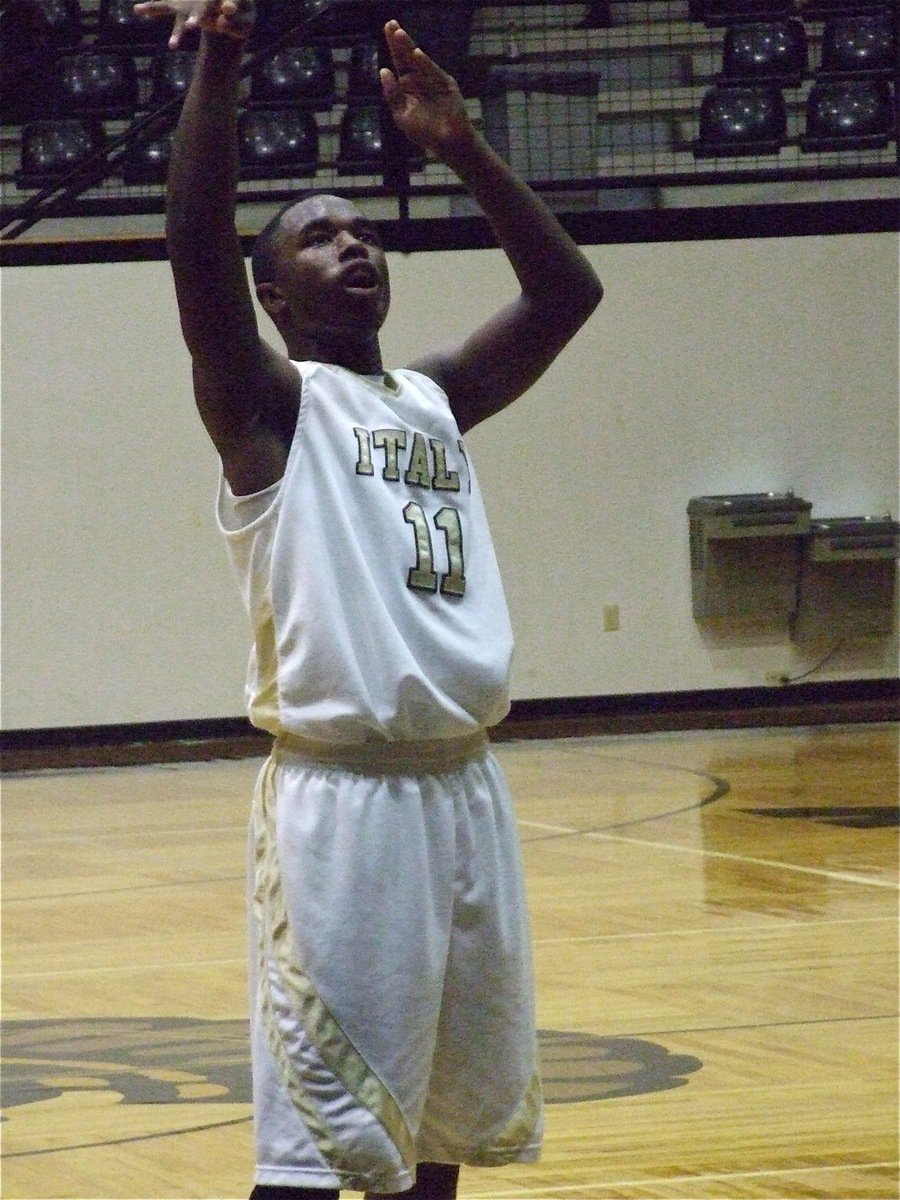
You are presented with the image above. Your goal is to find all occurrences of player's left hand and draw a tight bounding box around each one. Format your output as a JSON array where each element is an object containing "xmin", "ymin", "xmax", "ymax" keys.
[
  {"xmin": 379, "ymin": 20, "xmax": 474, "ymax": 160},
  {"xmin": 133, "ymin": 0, "xmax": 254, "ymax": 48}
]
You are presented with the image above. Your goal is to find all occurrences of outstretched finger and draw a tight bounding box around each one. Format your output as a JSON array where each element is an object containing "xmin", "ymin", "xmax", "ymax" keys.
[
  {"xmin": 133, "ymin": 0, "xmax": 173, "ymax": 17},
  {"xmin": 384, "ymin": 20, "xmax": 419, "ymax": 75},
  {"xmin": 379, "ymin": 66, "xmax": 399, "ymax": 106},
  {"xmin": 213, "ymin": 0, "xmax": 251, "ymax": 39},
  {"xmin": 167, "ymin": 9, "xmax": 191, "ymax": 47}
]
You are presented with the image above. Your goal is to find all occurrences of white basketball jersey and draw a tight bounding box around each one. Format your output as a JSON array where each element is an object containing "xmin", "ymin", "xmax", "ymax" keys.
[{"xmin": 217, "ymin": 362, "xmax": 514, "ymax": 742}]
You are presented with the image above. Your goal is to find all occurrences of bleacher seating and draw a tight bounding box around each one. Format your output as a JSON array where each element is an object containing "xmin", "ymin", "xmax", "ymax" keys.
[
  {"xmin": 33, "ymin": 0, "xmax": 83, "ymax": 47},
  {"xmin": 16, "ymin": 116, "xmax": 104, "ymax": 185},
  {"xmin": 336, "ymin": 103, "xmax": 384, "ymax": 173},
  {"xmin": 249, "ymin": 45, "xmax": 336, "ymax": 110},
  {"xmin": 1, "ymin": 0, "xmax": 895, "ymax": 218},
  {"xmin": 238, "ymin": 107, "xmax": 320, "ymax": 178},
  {"xmin": 718, "ymin": 19, "xmax": 808, "ymax": 84},
  {"xmin": 120, "ymin": 123, "xmax": 171, "ymax": 183},
  {"xmin": 693, "ymin": 82, "xmax": 788, "ymax": 154},
  {"xmin": 145, "ymin": 48, "xmax": 197, "ymax": 109},
  {"xmin": 801, "ymin": 76, "xmax": 895, "ymax": 148},
  {"xmin": 818, "ymin": 9, "xmax": 895, "ymax": 75},
  {"xmin": 51, "ymin": 49, "xmax": 140, "ymax": 119}
]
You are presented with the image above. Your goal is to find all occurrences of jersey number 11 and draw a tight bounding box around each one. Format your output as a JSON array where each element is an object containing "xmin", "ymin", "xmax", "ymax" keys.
[{"xmin": 403, "ymin": 502, "xmax": 466, "ymax": 598}]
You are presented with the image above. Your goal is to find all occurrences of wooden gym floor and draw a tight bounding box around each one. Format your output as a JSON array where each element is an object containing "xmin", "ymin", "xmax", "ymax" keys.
[{"xmin": 2, "ymin": 722, "xmax": 898, "ymax": 1200}]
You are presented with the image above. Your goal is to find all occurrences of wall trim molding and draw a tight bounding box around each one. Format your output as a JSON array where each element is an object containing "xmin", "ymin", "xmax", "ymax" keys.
[
  {"xmin": 2, "ymin": 678, "xmax": 896, "ymax": 772},
  {"xmin": 2, "ymin": 199, "xmax": 898, "ymax": 268}
]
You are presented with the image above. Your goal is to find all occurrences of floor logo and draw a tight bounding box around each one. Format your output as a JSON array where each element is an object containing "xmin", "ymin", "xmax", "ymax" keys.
[{"xmin": 1, "ymin": 1018, "xmax": 702, "ymax": 1156}]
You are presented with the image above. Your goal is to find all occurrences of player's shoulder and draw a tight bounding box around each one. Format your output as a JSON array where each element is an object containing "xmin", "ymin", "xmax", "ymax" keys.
[{"xmin": 398, "ymin": 355, "xmax": 450, "ymax": 394}]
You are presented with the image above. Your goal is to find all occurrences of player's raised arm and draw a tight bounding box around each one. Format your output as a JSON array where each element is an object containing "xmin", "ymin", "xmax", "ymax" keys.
[
  {"xmin": 133, "ymin": 0, "xmax": 301, "ymax": 494},
  {"xmin": 379, "ymin": 20, "xmax": 603, "ymax": 432}
]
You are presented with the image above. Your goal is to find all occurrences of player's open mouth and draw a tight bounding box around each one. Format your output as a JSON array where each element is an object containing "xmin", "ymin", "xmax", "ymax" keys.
[{"xmin": 341, "ymin": 263, "xmax": 380, "ymax": 290}]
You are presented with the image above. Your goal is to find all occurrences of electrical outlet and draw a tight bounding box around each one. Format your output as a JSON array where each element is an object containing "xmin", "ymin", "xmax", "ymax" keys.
[{"xmin": 603, "ymin": 604, "xmax": 620, "ymax": 632}]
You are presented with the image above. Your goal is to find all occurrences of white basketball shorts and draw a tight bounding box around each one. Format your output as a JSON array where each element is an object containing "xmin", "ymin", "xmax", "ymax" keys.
[{"xmin": 248, "ymin": 732, "xmax": 543, "ymax": 1194}]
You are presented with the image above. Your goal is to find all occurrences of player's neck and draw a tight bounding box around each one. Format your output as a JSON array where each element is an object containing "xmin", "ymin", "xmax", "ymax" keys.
[{"xmin": 286, "ymin": 328, "xmax": 383, "ymax": 375}]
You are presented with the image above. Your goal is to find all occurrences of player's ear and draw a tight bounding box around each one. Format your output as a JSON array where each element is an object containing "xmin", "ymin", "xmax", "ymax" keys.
[{"xmin": 256, "ymin": 281, "xmax": 287, "ymax": 318}]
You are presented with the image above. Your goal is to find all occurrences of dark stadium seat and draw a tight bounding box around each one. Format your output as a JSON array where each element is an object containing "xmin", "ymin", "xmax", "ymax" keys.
[
  {"xmin": 801, "ymin": 77, "xmax": 895, "ymax": 149},
  {"xmin": 52, "ymin": 49, "xmax": 140, "ymax": 119},
  {"xmin": 346, "ymin": 40, "xmax": 383, "ymax": 98},
  {"xmin": 121, "ymin": 126, "xmax": 172, "ymax": 184},
  {"xmin": 336, "ymin": 103, "xmax": 383, "ymax": 173},
  {"xmin": 249, "ymin": 45, "xmax": 336, "ymax": 110},
  {"xmin": 32, "ymin": 0, "xmax": 83, "ymax": 48},
  {"xmin": 146, "ymin": 48, "xmax": 197, "ymax": 109},
  {"xmin": 237, "ymin": 107, "xmax": 320, "ymax": 178},
  {"xmin": 16, "ymin": 117, "xmax": 104, "ymax": 186},
  {"xmin": 818, "ymin": 10, "xmax": 895, "ymax": 76},
  {"xmin": 693, "ymin": 83, "xmax": 788, "ymax": 154},
  {"xmin": 719, "ymin": 19, "xmax": 808, "ymax": 84}
]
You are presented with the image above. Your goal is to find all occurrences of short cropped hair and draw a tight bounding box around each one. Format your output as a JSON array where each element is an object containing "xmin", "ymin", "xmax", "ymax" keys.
[{"xmin": 251, "ymin": 199, "xmax": 296, "ymax": 289}]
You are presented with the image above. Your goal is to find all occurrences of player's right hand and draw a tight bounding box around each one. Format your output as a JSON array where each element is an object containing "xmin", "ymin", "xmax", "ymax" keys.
[{"xmin": 133, "ymin": 0, "xmax": 254, "ymax": 48}]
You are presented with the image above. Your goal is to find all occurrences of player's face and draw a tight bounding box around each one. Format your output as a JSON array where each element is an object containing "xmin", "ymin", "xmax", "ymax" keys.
[{"xmin": 275, "ymin": 196, "xmax": 391, "ymax": 334}]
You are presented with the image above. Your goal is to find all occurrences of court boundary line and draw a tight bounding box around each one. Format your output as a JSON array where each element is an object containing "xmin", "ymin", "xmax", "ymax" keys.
[
  {"xmin": 0, "ymin": 1115, "xmax": 253, "ymax": 1161},
  {"xmin": 4, "ymin": 957, "xmax": 246, "ymax": 981},
  {"xmin": 2, "ymin": 874, "xmax": 246, "ymax": 904},
  {"xmin": 534, "ymin": 913, "xmax": 897, "ymax": 945},
  {"xmin": 7, "ymin": 915, "xmax": 897, "ymax": 981},
  {"xmin": 463, "ymin": 1159, "xmax": 900, "ymax": 1198},
  {"xmin": 520, "ymin": 819, "xmax": 899, "ymax": 890}
]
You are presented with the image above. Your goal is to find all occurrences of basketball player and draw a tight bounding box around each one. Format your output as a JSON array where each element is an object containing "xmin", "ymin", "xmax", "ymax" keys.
[{"xmin": 132, "ymin": 1, "xmax": 603, "ymax": 1196}]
